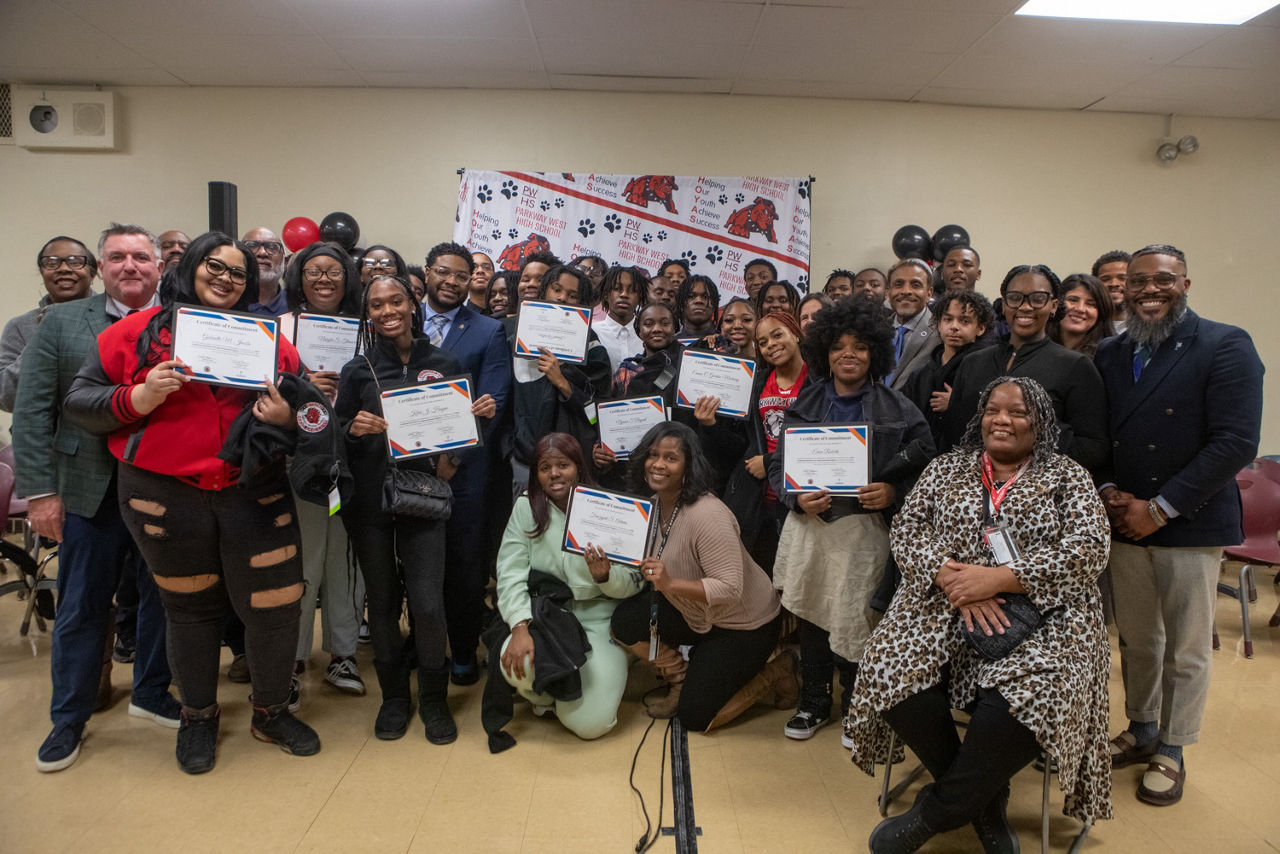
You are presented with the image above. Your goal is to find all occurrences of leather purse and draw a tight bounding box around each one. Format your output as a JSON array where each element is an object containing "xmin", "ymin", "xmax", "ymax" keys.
[
  {"xmin": 962, "ymin": 593, "xmax": 1043, "ymax": 661},
  {"xmin": 381, "ymin": 466, "xmax": 452, "ymax": 520}
]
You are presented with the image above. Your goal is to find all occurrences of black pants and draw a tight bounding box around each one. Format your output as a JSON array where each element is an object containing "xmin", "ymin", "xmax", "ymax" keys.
[
  {"xmin": 612, "ymin": 593, "xmax": 779, "ymax": 731},
  {"xmin": 881, "ymin": 676, "xmax": 1041, "ymax": 832},
  {"xmin": 118, "ymin": 463, "xmax": 302, "ymax": 710},
  {"xmin": 346, "ymin": 512, "xmax": 447, "ymax": 675},
  {"xmin": 443, "ymin": 465, "xmax": 489, "ymax": 666}
]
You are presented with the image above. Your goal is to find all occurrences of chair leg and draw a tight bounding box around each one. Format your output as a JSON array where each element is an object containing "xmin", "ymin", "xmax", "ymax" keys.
[
  {"xmin": 1240, "ymin": 564, "xmax": 1253, "ymax": 659},
  {"xmin": 877, "ymin": 730, "xmax": 926, "ymax": 817},
  {"xmin": 1212, "ymin": 620, "xmax": 1220, "ymax": 650}
]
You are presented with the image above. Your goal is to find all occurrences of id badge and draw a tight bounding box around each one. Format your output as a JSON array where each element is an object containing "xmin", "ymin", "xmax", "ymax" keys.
[{"xmin": 982, "ymin": 522, "xmax": 1020, "ymax": 566}]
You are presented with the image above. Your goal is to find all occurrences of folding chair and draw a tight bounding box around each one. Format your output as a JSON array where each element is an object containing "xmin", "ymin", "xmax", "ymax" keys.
[
  {"xmin": 0, "ymin": 447, "xmax": 59, "ymax": 636},
  {"xmin": 1214, "ymin": 461, "xmax": 1280, "ymax": 658}
]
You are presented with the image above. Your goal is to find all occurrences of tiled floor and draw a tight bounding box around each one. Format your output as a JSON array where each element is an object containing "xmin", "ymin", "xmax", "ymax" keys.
[{"xmin": 1, "ymin": 562, "xmax": 1277, "ymax": 853}]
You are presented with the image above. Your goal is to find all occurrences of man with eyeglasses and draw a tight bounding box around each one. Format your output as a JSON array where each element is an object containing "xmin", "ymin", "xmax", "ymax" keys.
[
  {"xmin": 420, "ymin": 241, "xmax": 512, "ymax": 685},
  {"xmin": 13, "ymin": 222, "xmax": 176, "ymax": 772},
  {"xmin": 241, "ymin": 227, "xmax": 288, "ymax": 316},
  {"xmin": 157, "ymin": 230, "xmax": 191, "ymax": 273},
  {"xmin": 1094, "ymin": 244, "xmax": 1263, "ymax": 808}
]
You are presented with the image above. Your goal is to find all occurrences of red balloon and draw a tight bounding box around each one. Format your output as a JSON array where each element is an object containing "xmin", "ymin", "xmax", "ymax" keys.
[{"xmin": 281, "ymin": 217, "xmax": 320, "ymax": 253}]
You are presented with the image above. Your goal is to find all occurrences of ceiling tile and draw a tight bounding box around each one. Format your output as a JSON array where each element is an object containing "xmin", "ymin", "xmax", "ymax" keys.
[
  {"xmin": 141, "ymin": 35, "xmax": 352, "ymax": 75},
  {"xmin": 733, "ymin": 76, "xmax": 921, "ymax": 100},
  {"xmin": 769, "ymin": 0, "xmax": 1021, "ymax": 11},
  {"xmin": 1244, "ymin": 5, "xmax": 1280, "ymax": 26},
  {"xmin": 359, "ymin": 70, "xmax": 547, "ymax": 89},
  {"xmin": 915, "ymin": 85, "xmax": 1095, "ymax": 110},
  {"xmin": 1173, "ymin": 28, "xmax": 1280, "ymax": 70},
  {"xmin": 735, "ymin": 50, "xmax": 954, "ymax": 87},
  {"xmin": 298, "ymin": 0, "xmax": 532, "ymax": 40},
  {"xmin": 333, "ymin": 37, "xmax": 542, "ymax": 75},
  {"xmin": 969, "ymin": 16, "xmax": 1224, "ymax": 64},
  {"xmin": 0, "ymin": 65, "xmax": 185, "ymax": 87},
  {"xmin": 1111, "ymin": 64, "xmax": 1279, "ymax": 105},
  {"xmin": 527, "ymin": 0, "xmax": 761, "ymax": 43},
  {"xmin": 53, "ymin": 0, "xmax": 300, "ymax": 38},
  {"xmin": 756, "ymin": 4, "xmax": 1003, "ymax": 53},
  {"xmin": 176, "ymin": 67, "xmax": 368, "ymax": 87},
  {"xmin": 938, "ymin": 54, "xmax": 1155, "ymax": 97},
  {"xmin": 1087, "ymin": 93, "xmax": 1273, "ymax": 119},
  {"xmin": 538, "ymin": 37, "xmax": 745, "ymax": 77},
  {"xmin": 0, "ymin": 1, "xmax": 152, "ymax": 68},
  {"xmin": 547, "ymin": 73, "xmax": 733, "ymax": 94}
]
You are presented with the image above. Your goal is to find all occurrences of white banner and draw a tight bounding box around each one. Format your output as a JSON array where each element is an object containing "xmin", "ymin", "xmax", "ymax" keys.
[{"xmin": 453, "ymin": 170, "xmax": 812, "ymax": 303}]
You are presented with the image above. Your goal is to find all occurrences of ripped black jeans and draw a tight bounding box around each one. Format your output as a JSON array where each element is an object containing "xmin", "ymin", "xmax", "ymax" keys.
[{"xmin": 118, "ymin": 462, "xmax": 304, "ymax": 711}]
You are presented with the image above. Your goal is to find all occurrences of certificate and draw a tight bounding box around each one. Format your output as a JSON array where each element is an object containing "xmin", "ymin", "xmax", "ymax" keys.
[
  {"xmin": 675, "ymin": 350, "xmax": 756, "ymax": 419},
  {"xmin": 782, "ymin": 424, "xmax": 871, "ymax": 493},
  {"xmin": 562, "ymin": 486, "xmax": 654, "ymax": 567},
  {"xmin": 380, "ymin": 374, "xmax": 481, "ymax": 461},
  {"xmin": 597, "ymin": 395, "xmax": 667, "ymax": 460},
  {"xmin": 513, "ymin": 300, "xmax": 592, "ymax": 363},
  {"xmin": 294, "ymin": 313, "xmax": 361, "ymax": 372},
  {"xmin": 171, "ymin": 304, "xmax": 280, "ymax": 390}
]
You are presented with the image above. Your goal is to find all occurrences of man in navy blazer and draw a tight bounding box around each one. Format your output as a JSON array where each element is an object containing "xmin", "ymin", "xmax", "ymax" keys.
[
  {"xmin": 422, "ymin": 242, "xmax": 512, "ymax": 684},
  {"xmin": 1095, "ymin": 244, "xmax": 1263, "ymax": 807}
]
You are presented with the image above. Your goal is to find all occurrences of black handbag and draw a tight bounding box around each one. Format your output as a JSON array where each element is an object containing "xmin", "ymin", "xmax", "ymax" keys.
[
  {"xmin": 962, "ymin": 593, "xmax": 1043, "ymax": 661},
  {"xmin": 363, "ymin": 355, "xmax": 454, "ymax": 520}
]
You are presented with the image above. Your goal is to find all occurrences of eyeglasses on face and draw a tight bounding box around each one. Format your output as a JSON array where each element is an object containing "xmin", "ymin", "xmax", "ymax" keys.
[
  {"xmin": 303, "ymin": 268, "xmax": 345, "ymax": 282},
  {"xmin": 242, "ymin": 240, "xmax": 283, "ymax": 254},
  {"xmin": 361, "ymin": 258, "xmax": 395, "ymax": 270},
  {"xmin": 39, "ymin": 255, "xmax": 90, "ymax": 270},
  {"xmin": 203, "ymin": 256, "xmax": 249, "ymax": 285},
  {"xmin": 431, "ymin": 266, "xmax": 471, "ymax": 284},
  {"xmin": 1002, "ymin": 291, "xmax": 1053, "ymax": 309},
  {"xmin": 1125, "ymin": 273, "xmax": 1182, "ymax": 292}
]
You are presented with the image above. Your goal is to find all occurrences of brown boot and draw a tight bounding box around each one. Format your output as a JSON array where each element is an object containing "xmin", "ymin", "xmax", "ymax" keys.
[
  {"xmin": 704, "ymin": 650, "xmax": 798, "ymax": 733},
  {"xmin": 619, "ymin": 639, "xmax": 687, "ymax": 719}
]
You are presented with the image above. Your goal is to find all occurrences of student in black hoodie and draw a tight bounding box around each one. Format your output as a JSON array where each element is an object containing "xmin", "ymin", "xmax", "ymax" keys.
[{"xmin": 900, "ymin": 290, "xmax": 993, "ymax": 450}]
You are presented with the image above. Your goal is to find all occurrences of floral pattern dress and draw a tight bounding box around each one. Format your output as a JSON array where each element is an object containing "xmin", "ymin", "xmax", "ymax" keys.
[{"xmin": 846, "ymin": 448, "xmax": 1113, "ymax": 824}]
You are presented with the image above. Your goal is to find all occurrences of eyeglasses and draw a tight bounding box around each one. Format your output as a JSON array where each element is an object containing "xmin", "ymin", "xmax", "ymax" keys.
[
  {"xmin": 242, "ymin": 240, "xmax": 283, "ymax": 254},
  {"xmin": 203, "ymin": 257, "xmax": 249, "ymax": 285},
  {"xmin": 431, "ymin": 266, "xmax": 471, "ymax": 284},
  {"xmin": 39, "ymin": 255, "xmax": 91, "ymax": 270},
  {"xmin": 361, "ymin": 258, "xmax": 394, "ymax": 270},
  {"xmin": 1002, "ymin": 291, "xmax": 1053, "ymax": 309},
  {"xmin": 303, "ymin": 268, "xmax": 345, "ymax": 282},
  {"xmin": 1125, "ymin": 273, "xmax": 1182, "ymax": 292}
]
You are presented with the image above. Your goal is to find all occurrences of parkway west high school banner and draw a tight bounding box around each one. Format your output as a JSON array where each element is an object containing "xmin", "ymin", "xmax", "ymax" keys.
[{"xmin": 453, "ymin": 170, "xmax": 812, "ymax": 303}]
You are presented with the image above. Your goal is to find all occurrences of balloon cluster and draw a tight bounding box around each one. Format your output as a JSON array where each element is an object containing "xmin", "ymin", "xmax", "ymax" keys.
[
  {"xmin": 281, "ymin": 212, "xmax": 361, "ymax": 253},
  {"xmin": 891, "ymin": 224, "xmax": 971, "ymax": 262}
]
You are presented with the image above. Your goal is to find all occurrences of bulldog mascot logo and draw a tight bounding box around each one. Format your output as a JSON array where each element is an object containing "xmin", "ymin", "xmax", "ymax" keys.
[
  {"xmin": 623, "ymin": 175, "xmax": 679, "ymax": 215},
  {"xmin": 497, "ymin": 233, "xmax": 552, "ymax": 270},
  {"xmin": 725, "ymin": 197, "xmax": 779, "ymax": 243}
]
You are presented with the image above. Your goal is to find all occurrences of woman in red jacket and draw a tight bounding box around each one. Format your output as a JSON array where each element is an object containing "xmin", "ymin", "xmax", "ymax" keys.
[{"xmin": 64, "ymin": 231, "xmax": 318, "ymax": 774}]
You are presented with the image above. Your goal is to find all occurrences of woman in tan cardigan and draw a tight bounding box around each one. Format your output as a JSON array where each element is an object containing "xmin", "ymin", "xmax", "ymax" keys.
[{"xmin": 611, "ymin": 422, "xmax": 795, "ymax": 731}]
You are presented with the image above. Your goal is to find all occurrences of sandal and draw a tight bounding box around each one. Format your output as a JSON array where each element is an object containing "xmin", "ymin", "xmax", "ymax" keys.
[
  {"xmin": 1109, "ymin": 730, "xmax": 1157, "ymax": 769},
  {"xmin": 1137, "ymin": 754, "xmax": 1185, "ymax": 806}
]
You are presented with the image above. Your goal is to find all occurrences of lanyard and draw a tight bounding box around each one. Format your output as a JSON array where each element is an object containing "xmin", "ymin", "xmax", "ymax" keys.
[
  {"xmin": 648, "ymin": 499, "xmax": 680, "ymax": 660},
  {"xmin": 979, "ymin": 452, "xmax": 1029, "ymax": 521}
]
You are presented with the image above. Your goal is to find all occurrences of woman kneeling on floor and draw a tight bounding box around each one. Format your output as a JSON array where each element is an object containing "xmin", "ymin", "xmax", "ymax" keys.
[{"xmin": 611, "ymin": 422, "xmax": 796, "ymax": 732}]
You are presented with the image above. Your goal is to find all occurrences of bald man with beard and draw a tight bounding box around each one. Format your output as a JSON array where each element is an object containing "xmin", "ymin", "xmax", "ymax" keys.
[{"xmin": 242, "ymin": 226, "xmax": 287, "ymax": 315}]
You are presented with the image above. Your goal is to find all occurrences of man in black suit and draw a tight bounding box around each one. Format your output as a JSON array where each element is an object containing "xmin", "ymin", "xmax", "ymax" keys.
[
  {"xmin": 1095, "ymin": 244, "xmax": 1263, "ymax": 807},
  {"xmin": 421, "ymin": 242, "xmax": 513, "ymax": 684}
]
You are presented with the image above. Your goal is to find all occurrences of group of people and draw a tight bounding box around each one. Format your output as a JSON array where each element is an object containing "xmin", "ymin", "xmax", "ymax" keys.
[{"xmin": 3, "ymin": 222, "xmax": 1264, "ymax": 853}]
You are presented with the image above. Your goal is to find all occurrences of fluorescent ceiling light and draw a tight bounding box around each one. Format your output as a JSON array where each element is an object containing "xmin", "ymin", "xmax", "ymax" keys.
[{"xmin": 1015, "ymin": 0, "xmax": 1279, "ymax": 25}]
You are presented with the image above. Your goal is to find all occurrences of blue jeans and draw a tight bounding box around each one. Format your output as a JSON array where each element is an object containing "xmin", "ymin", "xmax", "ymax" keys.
[{"xmin": 51, "ymin": 489, "xmax": 170, "ymax": 727}]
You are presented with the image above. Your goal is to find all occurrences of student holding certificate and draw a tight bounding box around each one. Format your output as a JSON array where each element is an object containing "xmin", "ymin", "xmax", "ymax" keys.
[
  {"xmin": 335, "ymin": 274, "xmax": 496, "ymax": 744},
  {"xmin": 64, "ymin": 232, "xmax": 320, "ymax": 773},
  {"xmin": 494, "ymin": 433, "xmax": 643, "ymax": 739},
  {"xmin": 766, "ymin": 299, "xmax": 934, "ymax": 742}
]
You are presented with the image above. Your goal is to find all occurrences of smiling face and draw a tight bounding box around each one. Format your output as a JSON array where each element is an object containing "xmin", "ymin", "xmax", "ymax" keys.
[
  {"xmin": 470, "ymin": 253, "xmax": 494, "ymax": 302},
  {"xmin": 637, "ymin": 305, "xmax": 675, "ymax": 353},
  {"xmin": 824, "ymin": 276, "xmax": 853, "ymax": 301},
  {"xmin": 488, "ymin": 280, "xmax": 509, "ymax": 316},
  {"xmin": 301, "ymin": 254, "xmax": 346, "ymax": 313},
  {"xmin": 194, "ymin": 245, "xmax": 249, "ymax": 310},
  {"xmin": 518, "ymin": 262, "xmax": 549, "ymax": 302},
  {"xmin": 853, "ymin": 269, "xmax": 886, "ymax": 301},
  {"xmin": 99, "ymin": 233, "xmax": 162, "ymax": 309},
  {"xmin": 760, "ymin": 283, "xmax": 792, "ymax": 315},
  {"xmin": 1059, "ymin": 285, "xmax": 1098, "ymax": 338},
  {"xmin": 1002, "ymin": 271, "xmax": 1057, "ymax": 346},
  {"xmin": 828, "ymin": 332, "xmax": 870, "ymax": 392},
  {"xmin": 366, "ymin": 277, "xmax": 415, "ymax": 346},
  {"xmin": 720, "ymin": 301, "xmax": 757, "ymax": 350},
  {"xmin": 426, "ymin": 252, "xmax": 471, "ymax": 312},
  {"xmin": 242, "ymin": 227, "xmax": 283, "ymax": 288},
  {"xmin": 1095, "ymin": 261, "xmax": 1128, "ymax": 311},
  {"xmin": 937, "ymin": 298, "xmax": 985, "ymax": 351},
  {"xmin": 360, "ymin": 249, "xmax": 398, "ymax": 285},
  {"xmin": 798, "ymin": 298, "xmax": 825, "ymax": 332},
  {"xmin": 981, "ymin": 382, "xmax": 1035, "ymax": 465},
  {"xmin": 644, "ymin": 436, "xmax": 687, "ymax": 498},
  {"xmin": 743, "ymin": 263, "xmax": 773, "ymax": 299},
  {"xmin": 888, "ymin": 265, "xmax": 930, "ymax": 322},
  {"xmin": 39, "ymin": 238, "xmax": 95, "ymax": 303},
  {"xmin": 1124, "ymin": 253, "xmax": 1189, "ymax": 324},
  {"xmin": 158, "ymin": 230, "xmax": 190, "ymax": 272},
  {"xmin": 755, "ymin": 315, "xmax": 800, "ymax": 368},
  {"xmin": 536, "ymin": 447, "xmax": 578, "ymax": 509},
  {"xmin": 941, "ymin": 248, "xmax": 981, "ymax": 292}
]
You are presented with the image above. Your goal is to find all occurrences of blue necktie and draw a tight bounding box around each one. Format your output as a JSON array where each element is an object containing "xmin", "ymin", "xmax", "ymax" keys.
[
  {"xmin": 1132, "ymin": 344, "xmax": 1151, "ymax": 381},
  {"xmin": 427, "ymin": 315, "xmax": 447, "ymax": 347},
  {"xmin": 894, "ymin": 325, "xmax": 909, "ymax": 361}
]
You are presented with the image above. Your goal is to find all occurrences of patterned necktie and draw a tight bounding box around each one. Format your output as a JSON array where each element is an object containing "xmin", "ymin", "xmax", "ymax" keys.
[
  {"xmin": 427, "ymin": 314, "xmax": 447, "ymax": 347},
  {"xmin": 894, "ymin": 325, "xmax": 909, "ymax": 361},
  {"xmin": 1132, "ymin": 343, "xmax": 1152, "ymax": 381}
]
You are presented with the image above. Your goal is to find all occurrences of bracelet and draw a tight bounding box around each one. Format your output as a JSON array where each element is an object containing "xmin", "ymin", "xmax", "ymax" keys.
[
  {"xmin": 1147, "ymin": 499, "xmax": 1169, "ymax": 527},
  {"xmin": 512, "ymin": 619, "xmax": 530, "ymax": 631}
]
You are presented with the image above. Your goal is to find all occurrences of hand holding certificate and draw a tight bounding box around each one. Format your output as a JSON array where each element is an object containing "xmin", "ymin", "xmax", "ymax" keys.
[
  {"xmin": 294, "ymin": 313, "xmax": 361, "ymax": 372},
  {"xmin": 381, "ymin": 375, "xmax": 482, "ymax": 461},
  {"xmin": 782, "ymin": 424, "xmax": 871, "ymax": 494},
  {"xmin": 514, "ymin": 300, "xmax": 592, "ymax": 363},
  {"xmin": 597, "ymin": 396, "xmax": 667, "ymax": 460},
  {"xmin": 171, "ymin": 305, "xmax": 280, "ymax": 389},
  {"xmin": 675, "ymin": 350, "xmax": 755, "ymax": 419},
  {"xmin": 562, "ymin": 486, "xmax": 654, "ymax": 567}
]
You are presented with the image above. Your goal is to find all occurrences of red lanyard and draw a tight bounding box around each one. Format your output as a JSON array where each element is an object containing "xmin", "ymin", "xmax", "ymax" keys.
[{"xmin": 980, "ymin": 453, "xmax": 1029, "ymax": 520}]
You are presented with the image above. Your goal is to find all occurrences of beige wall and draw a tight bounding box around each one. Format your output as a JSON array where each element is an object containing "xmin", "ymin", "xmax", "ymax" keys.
[{"xmin": 1, "ymin": 86, "xmax": 1276, "ymax": 447}]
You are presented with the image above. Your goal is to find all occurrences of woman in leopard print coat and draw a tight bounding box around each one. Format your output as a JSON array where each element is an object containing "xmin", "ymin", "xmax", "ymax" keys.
[{"xmin": 847, "ymin": 376, "xmax": 1112, "ymax": 851}]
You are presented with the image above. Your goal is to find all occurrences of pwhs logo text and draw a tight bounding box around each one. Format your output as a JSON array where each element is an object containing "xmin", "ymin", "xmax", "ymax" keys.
[
  {"xmin": 497, "ymin": 233, "xmax": 552, "ymax": 271},
  {"xmin": 296, "ymin": 401, "xmax": 330, "ymax": 434},
  {"xmin": 623, "ymin": 175, "xmax": 679, "ymax": 215},
  {"xmin": 725, "ymin": 197, "xmax": 778, "ymax": 243}
]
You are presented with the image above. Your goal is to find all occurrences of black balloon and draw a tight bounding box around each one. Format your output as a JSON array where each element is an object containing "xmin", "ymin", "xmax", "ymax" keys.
[
  {"xmin": 892, "ymin": 224, "xmax": 932, "ymax": 261},
  {"xmin": 930, "ymin": 224, "xmax": 970, "ymax": 262},
  {"xmin": 319, "ymin": 211, "xmax": 360, "ymax": 251}
]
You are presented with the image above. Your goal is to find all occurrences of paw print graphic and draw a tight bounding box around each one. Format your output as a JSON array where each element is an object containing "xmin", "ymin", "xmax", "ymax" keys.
[
  {"xmin": 508, "ymin": 228, "xmax": 519, "ymax": 239},
  {"xmin": 679, "ymin": 250, "xmax": 698, "ymax": 268},
  {"xmin": 500, "ymin": 180, "xmax": 518, "ymax": 199},
  {"xmin": 578, "ymin": 219, "xmax": 596, "ymax": 237},
  {"xmin": 734, "ymin": 192, "xmax": 745, "ymax": 203},
  {"xmin": 718, "ymin": 194, "xmax": 728, "ymax": 205},
  {"xmin": 704, "ymin": 245, "xmax": 724, "ymax": 265},
  {"xmin": 554, "ymin": 198, "xmax": 565, "ymax": 208},
  {"xmin": 797, "ymin": 274, "xmax": 810, "ymax": 289},
  {"xmin": 491, "ymin": 229, "xmax": 502, "ymax": 240},
  {"xmin": 476, "ymin": 184, "xmax": 493, "ymax": 203},
  {"xmin": 656, "ymin": 230, "xmax": 668, "ymax": 241},
  {"xmin": 642, "ymin": 233, "xmax": 653, "ymax": 244},
  {"xmin": 602, "ymin": 213, "xmax": 622, "ymax": 233},
  {"xmin": 539, "ymin": 200, "xmax": 551, "ymax": 211},
  {"xmin": 797, "ymin": 178, "xmax": 811, "ymax": 200}
]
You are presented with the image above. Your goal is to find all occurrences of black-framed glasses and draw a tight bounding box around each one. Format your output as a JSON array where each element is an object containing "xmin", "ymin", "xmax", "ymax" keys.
[
  {"xmin": 242, "ymin": 240, "xmax": 283, "ymax": 254},
  {"xmin": 39, "ymin": 255, "xmax": 90, "ymax": 271},
  {"xmin": 361, "ymin": 258, "xmax": 394, "ymax": 270},
  {"xmin": 1003, "ymin": 291, "xmax": 1053, "ymax": 309},
  {"xmin": 303, "ymin": 268, "xmax": 345, "ymax": 282},
  {"xmin": 1125, "ymin": 273, "xmax": 1182, "ymax": 292},
  {"xmin": 431, "ymin": 266, "xmax": 471, "ymax": 284},
  {"xmin": 203, "ymin": 256, "xmax": 249, "ymax": 285}
]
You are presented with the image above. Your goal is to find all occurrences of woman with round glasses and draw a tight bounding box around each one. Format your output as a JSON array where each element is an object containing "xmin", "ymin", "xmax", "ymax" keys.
[
  {"xmin": 1, "ymin": 236, "xmax": 98, "ymax": 411},
  {"xmin": 64, "ymin": 231, "xmax": 319, "ymax": 774},
  {"xmin": 941, "ymin": 265, "xmax": 1109, "ymax": 474},
  {"xmin": 356, "ymin": 245, "xmax": 408, "ymax": 287},
  {"xmin": 279, "ymin": 242, "xmax": 367, "ymax": 703}
]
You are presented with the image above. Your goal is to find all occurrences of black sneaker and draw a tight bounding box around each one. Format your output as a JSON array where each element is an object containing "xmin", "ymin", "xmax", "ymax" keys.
[
  {"xmin": 36, "ymin": 723, "xmax": 84, "ymax": 773},
  {"xmin": 450, "ymin": 657, "xmax": 480, "ymax": 687},
  {"xmin": 251, "ymin": 707, "xmax": 321, "ymax": 756},
  {"xmin": 128, "ymin": 694, "xmax": 182, "ymax": 729},
  {"xmin": 784, "ymin": 707, "xmax": 831, "ymax": 740},
  {"xmin": 288, "ymin": 673, "xmax": 302, "ymax": 713},
  {"xmin": 420, "ymin": 702, "xmax": 457, "ymax": 745},
  {"xmin": 374, "ymin": 698, "xmax": 412, "ymax": 740},
  {"xmin": 325, "ymin": 656, "xmax": 366, "ymax": 695},
  {"xmin": 176, "ymin": 708, "xmax": 219, "ymax": 775},
  {"xmin": 112, "ymin": 635, "xmax": 136, "ymax": 664}
]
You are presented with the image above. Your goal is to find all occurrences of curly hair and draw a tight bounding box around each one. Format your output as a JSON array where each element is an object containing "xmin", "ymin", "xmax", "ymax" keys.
[
  {"xmin": 537, "ymin": 264, "xmax": 591, "ymax": 307},
  {"xmin": 800, "ymin": 297, "xmax": 895, "ymax": 383},
  {"xmin": 627, "ymin": 421, "xmax": 717, "ymax": 506},
  {"xmin": 1132, "ymin": 243, "xmax": 1186, "ymax": 267},
  {"xmin": 426, "ymin": 241, "xmax": 475, "ymax": 273},
  {"xmin": 956, "ymin": 376, "xmax": 1060, "ymax": 467},
  {"xmin": 1090, "ymin": 249, "xmax": 1131, "ymax": 276},
  {"xmin": 930, "ymin": 289, "xmax": 995, "ymax": 332}
]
